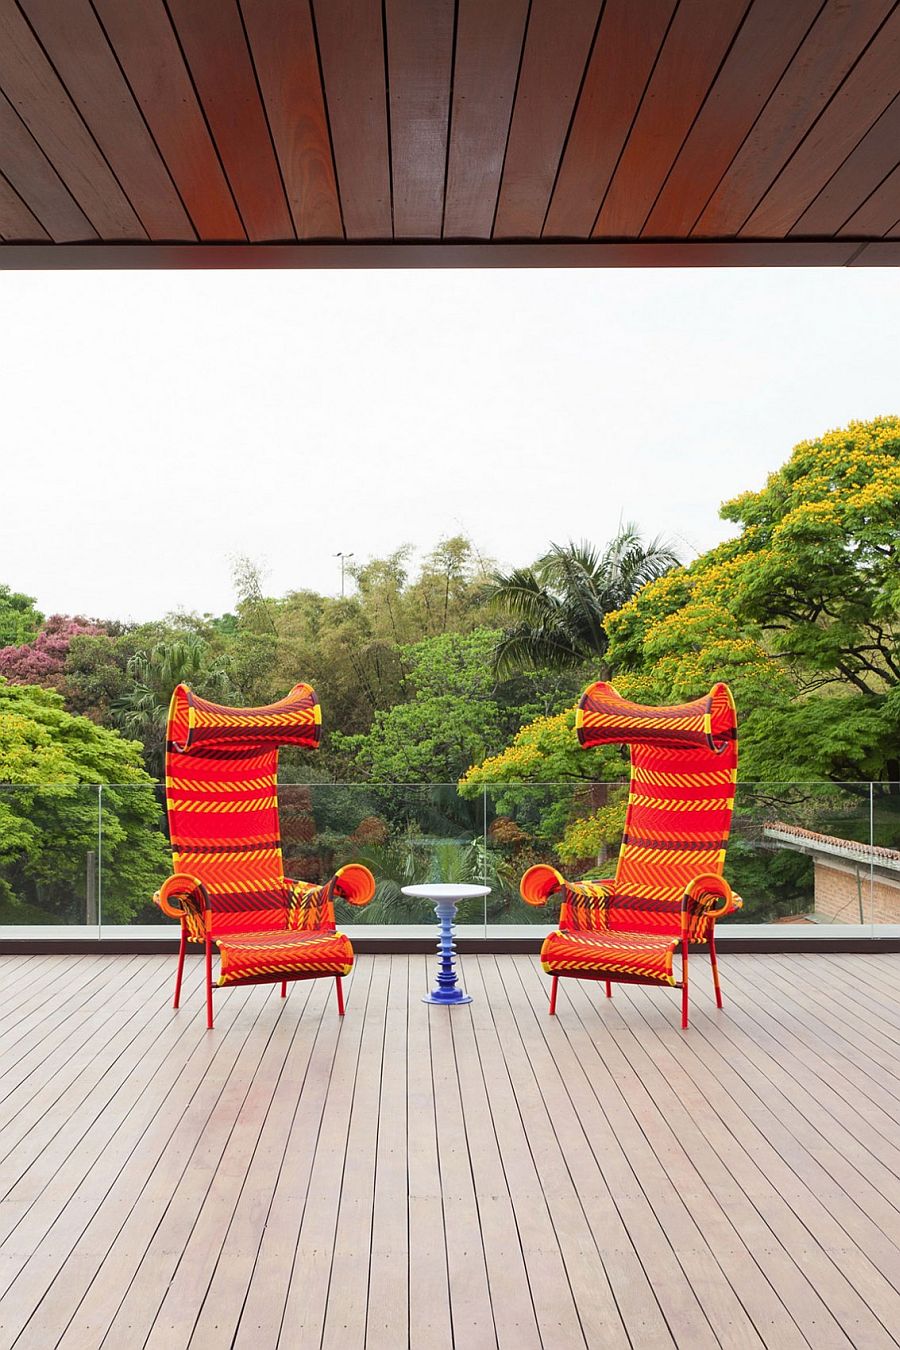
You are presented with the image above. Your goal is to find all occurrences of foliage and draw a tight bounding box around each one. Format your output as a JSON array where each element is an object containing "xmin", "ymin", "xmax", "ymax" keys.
[
  {"xmin": 336, "ymin": 628, "xmax": 571, "ymax": 784},
  {"xmin": 604, "ymin": 417, "xmax": 900, "ymax": 785},
  {"xmin": 332, "ymin": 830, "xmax": 532, "ymax": 925},
  {"xmin": 557, "ymin": 797, "xmax": 628, "ymax": 865},
  {"xmin": 111, "ymin": 635, "xmax": 236, "ymax": 779},
  {"xmin": 0, "ymin": 680, "xmax": 168, "ymax": 922},
  {"xmin": 0, "ymin": 585, "xmax": 42, "ymax": 648},
  {"xmin": 459, "ymin": 707, "xmax": 627, "ymax": 846},
  {"xmin": 0, "ymin": 615, "xmax": 105, "ymax": 690},
  {"xmin": 460, "ymin": 707, "xmax": 623, "ymax": 788},
  {"xmin": 487, "ymin": 526, "xmax": 679, "ymax": 676},
  {"xmin": 62, "ymin": 630, "xmax": 138, "ymax": 722}
]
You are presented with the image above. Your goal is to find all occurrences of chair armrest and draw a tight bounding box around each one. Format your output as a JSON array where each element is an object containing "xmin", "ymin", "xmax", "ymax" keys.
[
  {"xmin": 520, "ymin": 864, "xmax": 566, "ymax": 906},
  {"xmin": 681, "ymin": 873, "xmax": 742, "ymax": 940},
  {"xmin": 285, "ymin": 864, "xmax": 376, "ymax": 932},
  {"xmin": 153, "ymin": 874, "xmax": 210, "ymax": 939},
  {"xmin": 332, "ymin": 864, "xmax": 376, "ymax": 906},
  {"xmin": 520, "ymin": 865, "xmax": 615, "ymax": 931}
]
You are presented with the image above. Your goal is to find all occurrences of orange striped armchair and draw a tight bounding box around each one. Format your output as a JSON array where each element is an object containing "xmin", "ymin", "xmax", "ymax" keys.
[
  {"xmin": 154, "ymin": 683, "xmax": 374, "ymax": 1028},
  {"xmin": 522, "ymin": 681, "xmax": 741, "ymax": 1028}
]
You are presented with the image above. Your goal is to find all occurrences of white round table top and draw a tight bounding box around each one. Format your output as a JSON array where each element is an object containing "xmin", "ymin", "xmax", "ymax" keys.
[{"xmin": 401, "ymin": 883, "xmax": 491, "ymax": 899}]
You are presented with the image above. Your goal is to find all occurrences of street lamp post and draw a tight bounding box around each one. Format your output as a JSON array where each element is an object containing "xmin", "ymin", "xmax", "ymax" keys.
[{"xmin": 333, "ymin": 551, "xmax": 354, "ymax": 597}]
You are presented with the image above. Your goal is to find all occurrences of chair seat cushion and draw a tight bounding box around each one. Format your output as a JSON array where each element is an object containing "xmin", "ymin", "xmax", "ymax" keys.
[
  {"xmin": 215, "ymin": 928, "xmax": 353, "ymax": 987},
  {"xmin": 541, "ymin": 929, "xmax": 679, "ymax": 987}
]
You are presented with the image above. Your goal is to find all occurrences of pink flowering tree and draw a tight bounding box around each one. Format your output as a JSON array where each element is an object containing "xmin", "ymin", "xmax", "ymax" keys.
[{"xmin": 0, "ymin": 615, "xmax": 105, "ymax": 689}]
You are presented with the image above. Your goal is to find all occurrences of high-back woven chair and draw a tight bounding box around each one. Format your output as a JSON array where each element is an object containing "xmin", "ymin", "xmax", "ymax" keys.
[
  {"xmin": 521, "ymin": 681, "xmax": 741, "ymax": 1027},
  {"xmin": 154, "ymin": 682, "xmax": 375, "ymax": 1027}
]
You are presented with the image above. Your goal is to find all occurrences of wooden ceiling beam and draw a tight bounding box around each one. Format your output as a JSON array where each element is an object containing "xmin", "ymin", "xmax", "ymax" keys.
[{"xmin": 0, "ymin": 239, "xmax": 884, "ymax": 269}]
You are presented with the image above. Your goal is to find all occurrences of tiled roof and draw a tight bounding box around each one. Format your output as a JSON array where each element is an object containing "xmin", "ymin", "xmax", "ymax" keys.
[{"xmin": 764, "ymin": 822, "xmax": 900, "ymax": 869}]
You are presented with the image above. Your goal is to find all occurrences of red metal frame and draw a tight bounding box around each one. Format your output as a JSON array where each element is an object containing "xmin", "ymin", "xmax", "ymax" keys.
[
  {"xmin": 170, "ymin": 923, "xmax": 351, "ymax": 1029},
  {"xmin": 544, "ymin": 940, "xmax": 722, "ymax": 1028}
]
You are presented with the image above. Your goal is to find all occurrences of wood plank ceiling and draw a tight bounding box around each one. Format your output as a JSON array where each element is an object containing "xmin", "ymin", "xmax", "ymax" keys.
[{"xmin": 1, "ymin": 0, "xmax": 899, "ymax": 267}]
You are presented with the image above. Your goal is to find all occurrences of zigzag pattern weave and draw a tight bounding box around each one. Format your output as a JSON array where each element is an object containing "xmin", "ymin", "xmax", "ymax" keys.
[
  {"xmin": 573, "ymin": 681, "xmax": 737, "ymax": 941},
  {"xmin": 541, "ymin": 930, "xmax": 678, "ymax": 986},
  {"xmin": 216, "ymin": 929, "xmax": 353, "ymax": 986},
  {"xmin": 165, "ymin": 683, "xmax": 321, "ymax": 937}
]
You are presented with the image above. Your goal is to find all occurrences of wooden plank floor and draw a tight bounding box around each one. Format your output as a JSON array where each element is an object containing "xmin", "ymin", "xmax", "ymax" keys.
[{"xmin": 1, "ymin": 952, "xmax": 900, "ymax": 1348}]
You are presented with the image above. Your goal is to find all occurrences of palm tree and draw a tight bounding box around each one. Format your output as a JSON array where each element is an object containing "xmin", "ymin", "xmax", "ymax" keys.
[
  {"xmin": 488, "ymin": 525, "xmax": 680, "ymax": 676},
  {"xmin": 112, "ymin": 636, "xmax": 234, "ymax": 779}
]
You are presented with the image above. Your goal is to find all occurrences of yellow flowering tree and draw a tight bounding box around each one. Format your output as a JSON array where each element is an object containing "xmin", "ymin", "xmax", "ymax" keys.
[
  {"xmin": 461, "ymin": 418, "xmax": 900, "ymax": 894},
  {"xmin": 606, "ymin": 416, "xmax": 900, "ymax": 784}
]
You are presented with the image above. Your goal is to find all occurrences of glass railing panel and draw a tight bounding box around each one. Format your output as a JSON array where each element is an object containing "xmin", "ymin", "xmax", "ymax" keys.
[
  {"xmin": 1, "ymin": 779, "xmax": 897, "ymax": 933},
  {"xmin": 481, "ymin": 781, "xmax": 616, "ymax": 926},
  {"xmin": 727, "ymin": 782, "xmax": 874, "ymax": 926},
  {"xmin": 869, "ymin": 783, "xmax": 900, "ymax": 928},
  {"xmin": 97, "ymin": 782, "xmax": 171, "ymax": 926},
  {"xmin": 279, "ymin": 782, "xmax": 487, "ymax": 927},
  {"xmin": 483, "ymin": 780, "xmax": 878, "ymax": 928},
  {"xmin": 0, "ymin": 784, "xmax": 101, "ymax": 928}
]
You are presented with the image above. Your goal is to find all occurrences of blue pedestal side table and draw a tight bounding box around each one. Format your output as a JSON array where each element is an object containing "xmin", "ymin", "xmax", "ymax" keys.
[{"xmin": 402, "ymin": 883, "xmax": 490, "ymax": 1005}]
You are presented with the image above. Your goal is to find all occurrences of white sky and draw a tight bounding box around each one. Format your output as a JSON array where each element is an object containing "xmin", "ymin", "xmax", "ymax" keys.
[{"xmin": 1, "ymin": 265, "xmax": 898, "ymax": 622}]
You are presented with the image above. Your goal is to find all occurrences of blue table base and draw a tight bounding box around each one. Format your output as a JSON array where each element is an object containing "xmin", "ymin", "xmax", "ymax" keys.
[{"xmin": 423, "ymin": 898, "xmax": 471, "ymax": 1005}]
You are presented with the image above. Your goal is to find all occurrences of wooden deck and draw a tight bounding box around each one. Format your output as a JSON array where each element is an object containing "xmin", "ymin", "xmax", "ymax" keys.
[{"xmin": 1, "ymin": 953, "xmax": 900, "ymax": 1349}]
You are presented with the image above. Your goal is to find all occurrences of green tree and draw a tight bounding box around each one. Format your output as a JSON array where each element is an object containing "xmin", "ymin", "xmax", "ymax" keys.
[
  {"xmin": 112, "ymin": 636, "xmax": 235, "ymax": 779},
  {"xmin": 337, "ymin": 628, "xmax": 563, "ymax": 783},
  {"xmin": 0, "ymin": 584, "xmax": 42, "ymax": 647},
  {"xmin": 0, "ymin": 680, "xmax": 168, "ymax": 923},
  {"xmin": 605, "ymin": 417, "xmax": 900, "ymax": 785},
  {"xmin": 488, "ymin": 526, "xmax": 680, "ymax": 676},
  {"xmin": 62, "ymin": 629, "xmax": 137, "ymax": 722}
]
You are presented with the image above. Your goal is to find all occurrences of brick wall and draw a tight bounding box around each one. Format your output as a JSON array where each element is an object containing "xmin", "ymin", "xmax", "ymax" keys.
[{"xmin": 814, "ymin": 860, "xmax": 900, "ymax": 924}]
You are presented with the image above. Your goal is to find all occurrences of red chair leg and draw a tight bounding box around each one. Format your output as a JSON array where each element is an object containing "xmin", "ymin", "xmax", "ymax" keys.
[
  {"xmin": 205, "ymin": 934, "xmax": 214, "ymax": 1030},
  {"xmin": 281, "ymin": 980, "xmax": 287, "ymax": 998},
  {"xmin": 681, "ymin": 936, "xmax": 689, "ymax": 1030},
  {"xmin": 605, "ymin": 979, "xmax": 612, "ymax": 998},
  {"xmin": 709, "ymin": 930, "xmax": 723, "ymax": 1009},
  {"xmin": 549, "ymin": 974, "xmax": 558, "ymax": 1015},
  {"xmin": 335, "ymin": 975, "xmax": 345, "ymax": 1016},
  {"xmin": 173, "ymin": 926, "xmax": 186, "ymax": 1009}
]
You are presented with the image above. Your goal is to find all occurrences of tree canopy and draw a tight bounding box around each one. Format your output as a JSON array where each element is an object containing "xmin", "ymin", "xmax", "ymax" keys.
[
  {"xmin": 604, "ymin": 416, "xmax": 900, "ymax": 783},
  {"xmin": 486, "ymin": 527, "xmax": 679, "ymax": 676},
  {"xmin": 0, "ymin": 585, "xmax": 42, "ymax": 648},
  {"xmin": 0, "ymin": 680, "xmax": 168, "ymax": 922},
  {"xmin": 337, "ymin": 627, "xmax": 572, "ymax": 784}
]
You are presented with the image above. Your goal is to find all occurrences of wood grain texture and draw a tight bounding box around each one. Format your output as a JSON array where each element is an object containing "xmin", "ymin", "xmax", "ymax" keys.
[
  {"xmin": 544, "ymin": 0, "xmax": 676, "ymax": 239},
  {"xmin": 0, "ymin": 0, "xmax": 142, "ymax": 238},
  {"xmin": 493, "ymin": 0, "xmax": 603, "ymax": 239},
  {"xmin": 695, "ymin": 0, "xmax": 895, "ymax": 237},
  {"xmin": 90, "ymin": 0, "xmax": 245, "ymax": 240},
  {"xmin": 0, "ymin": 953, "xmax": 899, "ymax": 1346},
  {"xmin": 239, "ymin": 0, "xmax": 343, "ymax": 239},
  {"xmin": 1, "ymin": 0, "xmax": 899, "ymax": 260},
  {"xmin": 0, "ymin": 91, "xmax": 94, "ymax": 240},
  {"xmin": 385, "ymin": 0, "xmax": 454, "ymax": 239},
  {"xmin": 443, "ymin": 0, "xmax": 529, "ymax": 239},
  {"xmin": 312, "ymin": 0, "xmax": 392, "ymax": 238},
  {"xmin": 594, "ymin": 0, "xmax": 751, "ymax": 238},
  {"xmin": 165, "ymin": 0, "xmax": 294, "ymax": 242},
  {"xmin": 839, "ymin": 161, "xmax": 900, "ymax": 237},
  {"xmin": 644, "ymin": 0, "xmax": 822, "ymax": 238},
  {"xmin": 17, "ymin": 0, "xmax": 193, "ymax": 239},
  {"xmin": 795, "ymin": 93, "xmax": 900, "ymax": 235},
  {"xmin": 748, "ymin": 7, "xmax": 900, "ymax": 236}
]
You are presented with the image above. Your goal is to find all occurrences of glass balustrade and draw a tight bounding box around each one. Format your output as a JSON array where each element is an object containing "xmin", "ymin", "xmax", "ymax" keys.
[{"xmin": 0, "ymin": 780, "xmax": 896, "ymax": 936}]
